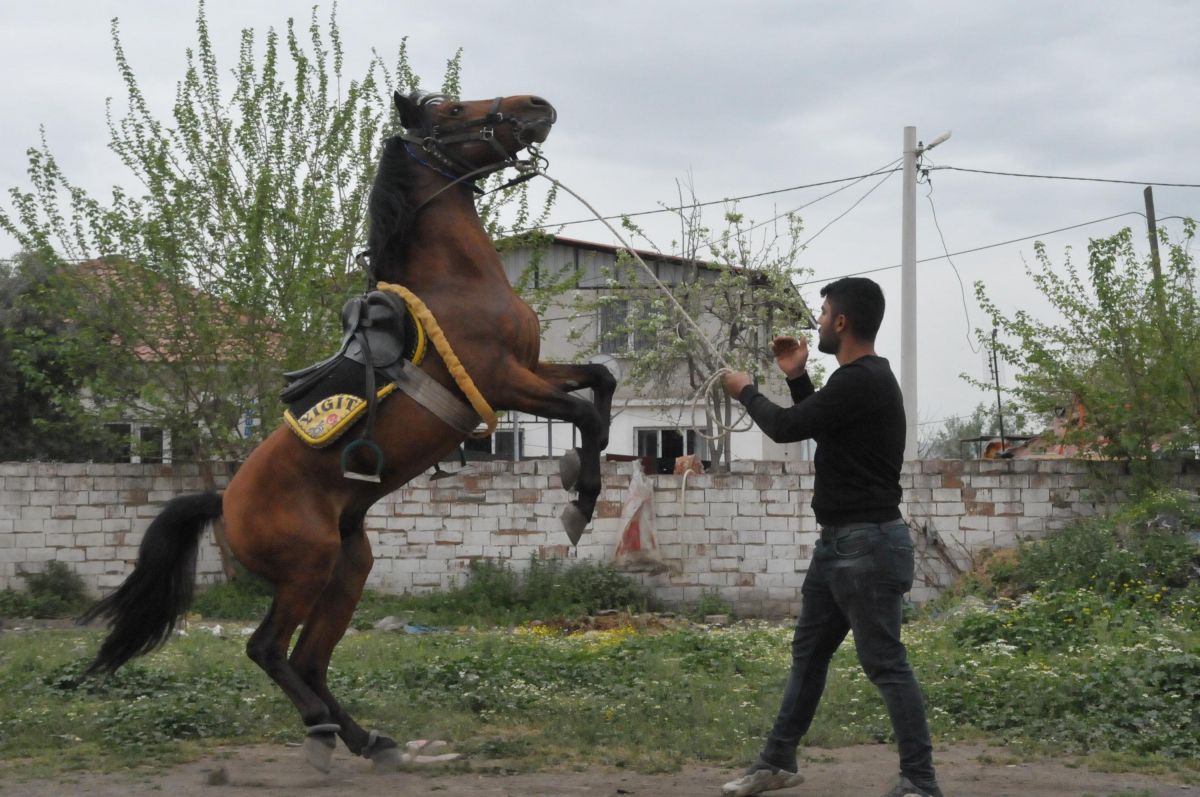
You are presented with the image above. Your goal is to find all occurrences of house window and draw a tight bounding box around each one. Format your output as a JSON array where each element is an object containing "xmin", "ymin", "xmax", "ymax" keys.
[
  {"xmin": 137, "ymin": 426, "xmax": 165, "ymax": 464},
  {"xmin": 599, "ymin": 299, "xmax": 657, "ymax": 354},
  {"xmin": 464, "ymin": 428, "xmax": 525, "ymax": 460},
  {"xmin": 104, "ymin": 423, "xmax": 132, "ymax": 462},
  {"xmin": 635, "ymin": 427, "xmax": 709, "ymax": 472}
]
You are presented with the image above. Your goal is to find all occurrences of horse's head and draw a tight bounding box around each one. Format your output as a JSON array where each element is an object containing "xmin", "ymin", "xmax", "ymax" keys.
[{"xmin": 393, "ymin": 90, "xmax": 556, "ymax": 178}]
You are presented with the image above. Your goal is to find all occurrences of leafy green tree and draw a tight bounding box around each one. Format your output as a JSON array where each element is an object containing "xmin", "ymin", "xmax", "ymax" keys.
[
  {"xmin": 919, "ymin": 401, "xmax": 1030, "ymax": 460},
  {"xmin": 1, "ymin": 4, "xmax": 553, "ymax": 465},
  {"xmin": 974, "ymin": 222, "xmax": 1199, "ymax": 477},
  {"xmin": 0, "ymin": 253, "xmax": 122, "ymax": 460},
  {"xmin": 572, "ymin": 193, "xmax": 816, "ymax": 470}
]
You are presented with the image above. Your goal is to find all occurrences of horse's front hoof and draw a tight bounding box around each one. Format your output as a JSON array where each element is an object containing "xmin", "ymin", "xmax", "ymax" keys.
[
  {"xmin": 302, "ymin": 732, "xmax": 337, "ymax": 773},
  {"xmin": 558, "ymin": 448, "xmax": 582, "ymax": 491},
  {"xmin": 560, "ymin": 503, "xmax": 588, "ymax": 546}
]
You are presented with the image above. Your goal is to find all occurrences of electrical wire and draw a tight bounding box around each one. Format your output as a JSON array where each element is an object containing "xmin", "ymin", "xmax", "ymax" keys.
[
  {"xmin": 930, "ymin": 165, "xmax": 1200, "ymax": 189},
  {"xmin": 799, "ymin": 210, "xmax": 1193, "ymax": 287},
  {"xmin": 693, "ymin": 158, "xmax": 903, "ymax": 256},
  {"xmin": 512, "ymin": 166, "xmax": 905, "ymax": 235},
  {"xmin": 922, "ymin": 177, "xmax": 981, "ymax": 354}
]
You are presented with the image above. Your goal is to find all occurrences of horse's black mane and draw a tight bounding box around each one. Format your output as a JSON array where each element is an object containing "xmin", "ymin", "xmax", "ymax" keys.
[{"xmin": 366, "ymin": 135, "xmax": 421, "ymax": 267}]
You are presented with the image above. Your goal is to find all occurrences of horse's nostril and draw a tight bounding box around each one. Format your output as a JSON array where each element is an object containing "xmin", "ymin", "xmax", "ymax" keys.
[{"xmin": 529, "ymin": 96, "xmax": 549, "ymax": 107}]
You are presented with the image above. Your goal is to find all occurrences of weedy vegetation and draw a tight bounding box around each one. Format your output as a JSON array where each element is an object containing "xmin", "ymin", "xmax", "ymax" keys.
[{"xmin": 1, "ymin": 491, "xmax": 1196, "ymax": 782}]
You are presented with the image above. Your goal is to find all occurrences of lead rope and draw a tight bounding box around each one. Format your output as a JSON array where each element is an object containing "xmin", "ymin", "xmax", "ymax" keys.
[{"xmin": 534, "ymin": 173, "xmax": 755, "ymax": 443}]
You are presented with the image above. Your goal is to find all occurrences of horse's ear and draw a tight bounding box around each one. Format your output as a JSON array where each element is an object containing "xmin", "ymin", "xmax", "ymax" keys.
[{"xmin": 393, "ymin": 91, "xmax": 424, "ymax": 130}]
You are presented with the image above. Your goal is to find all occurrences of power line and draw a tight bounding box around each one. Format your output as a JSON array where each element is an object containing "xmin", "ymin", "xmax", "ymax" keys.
[
  {"xmin": 514, "ymin": 167, "xmax": 905, "ymax": 234},
  {"xmin": 923, "ymin": 181, "xmax": 981, "ymax": 354},
  {"xmin": 931, "ymin": 165, "xmax": 1200, "ymax": 189},
  {"xmin": 694, "ymin": 158, "xmax": 902, "ymax": 256},
  {"xmin": 799, "ymin": 210, "xmax": 1193, "ymax": 286}
]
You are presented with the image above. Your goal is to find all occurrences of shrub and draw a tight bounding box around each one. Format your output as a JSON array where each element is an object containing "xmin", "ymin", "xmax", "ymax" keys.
[
  {"xmin": 189, "ymin": 570, "xmax": 273, "ymax": 620},
  {"xmin": 0, "ymin": 561, "xmax": 90, "ymax": 618},
  {"xmin": 1015, "ymin": 489, "xmax": 1199, "ymax": 603}
]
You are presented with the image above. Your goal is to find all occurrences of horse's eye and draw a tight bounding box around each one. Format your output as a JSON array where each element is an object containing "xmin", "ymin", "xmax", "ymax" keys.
[{"xmin": 448, "ymin": 105, "xmax": 464, "ymax": 117}]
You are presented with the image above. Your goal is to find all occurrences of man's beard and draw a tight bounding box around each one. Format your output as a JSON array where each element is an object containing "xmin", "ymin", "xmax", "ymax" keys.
[{"xmin": 817, "ymin": 329, "xmax": 839, "ymax": 355}]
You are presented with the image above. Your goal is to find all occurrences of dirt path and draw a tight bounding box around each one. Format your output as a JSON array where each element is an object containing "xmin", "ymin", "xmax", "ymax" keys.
[{"xmin": 1, "ymin": 742, "xmax": 1193, "ymax": 797}]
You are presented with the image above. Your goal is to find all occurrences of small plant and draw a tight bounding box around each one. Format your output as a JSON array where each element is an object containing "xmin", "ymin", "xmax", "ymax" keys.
[
  {"xmin": 690, "ymin": 587, "xmax": 733, "ymax": 620},
  {"xmin": 0, "ymin": 561, "xmax": 90, "ymax": 618},
  {"xmin": 189, "ymin": 569, "xmax": 273, "ymax": 620}
]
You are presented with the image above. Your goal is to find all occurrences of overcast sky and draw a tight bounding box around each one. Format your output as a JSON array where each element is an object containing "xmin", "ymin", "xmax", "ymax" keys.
[{"xmin": 3, "ymin": 0, "xmax": 1198, "ymax": 437}]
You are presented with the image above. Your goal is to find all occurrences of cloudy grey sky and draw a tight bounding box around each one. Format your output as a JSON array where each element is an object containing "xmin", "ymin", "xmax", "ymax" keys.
[{"xmin": 3, "ymin": 0, "xmax": 1198, "ymax": 436}]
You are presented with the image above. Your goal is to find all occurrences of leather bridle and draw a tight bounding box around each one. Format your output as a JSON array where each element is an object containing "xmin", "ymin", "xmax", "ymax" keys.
[
  {"xmin": 358, "ymin": 91, "xmax": 553, "ymax": 290},
  {"xmin": 397, "ymin": 91, "xmax": 554, "ymax": 186}
]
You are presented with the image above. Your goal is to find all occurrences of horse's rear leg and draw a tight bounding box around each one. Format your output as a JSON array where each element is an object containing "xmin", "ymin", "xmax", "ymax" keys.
[
  {"xmin": 244, "ymin": 537, "xmax": 342, "ymax": 772},
  {"xmin": 288, "ymin": 515, "xmax": 401, "ymax": 769}
]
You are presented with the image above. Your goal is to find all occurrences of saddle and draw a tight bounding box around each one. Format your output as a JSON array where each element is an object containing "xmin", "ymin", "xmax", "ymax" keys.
[
  {"xmin": 281, "ymin": 291, "xmax": 426, "ymax": 480},
  {"xmin": 282, "ymin": 290, "xmax": 424, "ymax": 400},
  {"xmin": 280, "ymin": 288, "xmax": 480, "ymax": 482}
]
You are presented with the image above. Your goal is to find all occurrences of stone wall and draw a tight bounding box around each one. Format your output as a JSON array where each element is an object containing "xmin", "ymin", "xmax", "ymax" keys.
[{"xmin": 2, "ymin": 459, "xmax": 1197, "ymax": 617}]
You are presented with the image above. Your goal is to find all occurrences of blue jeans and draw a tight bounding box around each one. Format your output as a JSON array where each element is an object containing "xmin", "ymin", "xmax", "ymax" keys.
[{"xmin": 761, "ymin": 519, "xmax": 936, "ymax": 788}]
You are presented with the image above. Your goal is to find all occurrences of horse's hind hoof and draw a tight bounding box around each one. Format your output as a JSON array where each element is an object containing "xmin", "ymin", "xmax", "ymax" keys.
[
  {"xmin": 558, "ymin": 448, "xmax": 582, "ymax": 491},
  {"xmin": 560, "ymin": 503, "xmax": 588, "ymax": 546},
  {"xmin": 302, "ymin": 725, "xmax": 339, "ymax": 773},
  {"xmin": 369, "ymin": 744, "xmax": 404, "ymax": 772},
  {"xmin": 364, "ymin": 729, "xmax": 402, "ymax": 772}
]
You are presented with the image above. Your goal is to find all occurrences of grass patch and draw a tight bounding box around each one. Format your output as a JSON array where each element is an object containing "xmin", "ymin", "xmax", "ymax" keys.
[
  {"xmin": 1, "ymin": 490, "xmax": 1195, "ymax": 780},
  {"xmin": 187, "ymin": 557, "xmax": 655, "ymax": 628}
]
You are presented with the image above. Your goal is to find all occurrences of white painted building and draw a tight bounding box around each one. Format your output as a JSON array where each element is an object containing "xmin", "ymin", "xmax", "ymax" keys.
[{"xmin": 488, "ymin": 235, "xmax": 813, "ymax": 469}]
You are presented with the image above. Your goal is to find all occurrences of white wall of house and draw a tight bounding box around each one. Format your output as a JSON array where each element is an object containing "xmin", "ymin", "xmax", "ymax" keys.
[{"xmin": 498, "ymin": 236, "xmax": 810, "ymax": 466}]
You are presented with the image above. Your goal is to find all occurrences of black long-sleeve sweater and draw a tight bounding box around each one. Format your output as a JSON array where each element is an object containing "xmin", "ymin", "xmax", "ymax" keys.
[{"xmin": 736, "ymin": 355, "xmax": 905, "ymax": 526}]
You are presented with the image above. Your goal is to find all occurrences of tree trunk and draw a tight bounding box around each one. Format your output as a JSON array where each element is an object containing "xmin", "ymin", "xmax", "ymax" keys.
[{"xmin": 198, "ymin": 458, "xmax": 238, "ymax": 582}]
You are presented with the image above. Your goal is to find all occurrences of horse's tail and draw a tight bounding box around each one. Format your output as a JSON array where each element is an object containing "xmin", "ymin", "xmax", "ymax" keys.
[{"xmin": 80, "ymin": 492, "xmax": 224, "ymax": 677}]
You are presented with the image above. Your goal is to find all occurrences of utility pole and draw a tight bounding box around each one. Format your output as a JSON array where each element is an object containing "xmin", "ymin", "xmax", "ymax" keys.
[
  {"xmin": 1144, "ymin": 186, "xmax": 1161, "ymax": 278},
  {"xmin": 900, "ymin": 126, "xmax": 951, "ymax": 460}
]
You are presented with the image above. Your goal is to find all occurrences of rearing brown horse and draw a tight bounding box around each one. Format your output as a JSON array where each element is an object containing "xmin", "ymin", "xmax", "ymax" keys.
[{"xmin": 81, "ymin": 89, "xmax": 615, "ymax": 772}]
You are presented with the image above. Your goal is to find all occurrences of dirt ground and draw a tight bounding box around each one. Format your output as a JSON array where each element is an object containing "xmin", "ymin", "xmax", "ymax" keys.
[{"xmin": 1, "ymin": 741, "xmax": 1193, "ymax": 797}]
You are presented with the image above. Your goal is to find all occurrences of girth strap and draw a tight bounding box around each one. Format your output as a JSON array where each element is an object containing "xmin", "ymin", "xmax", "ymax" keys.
[{"xmin": 390, "ymin": 360, "xmax": 480, "ymax": 435}]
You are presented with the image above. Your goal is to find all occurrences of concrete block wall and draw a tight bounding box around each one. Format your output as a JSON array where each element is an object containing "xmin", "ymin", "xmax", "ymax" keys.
[{"xmin": 2, "ymin": 459, "xmax": 1196, "ymax": 617}]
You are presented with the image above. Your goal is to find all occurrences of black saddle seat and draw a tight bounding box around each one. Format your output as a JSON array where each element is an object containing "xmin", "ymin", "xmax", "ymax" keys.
[{"xmin": 281, "ymin": 290, "xmax": 416, "ymax": 406}]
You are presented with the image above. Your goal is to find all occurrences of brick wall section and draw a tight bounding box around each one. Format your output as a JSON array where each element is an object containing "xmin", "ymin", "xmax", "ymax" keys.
[{"xmin": 2, "ymin": 460, "xmax": 1197, "ymax": 617}]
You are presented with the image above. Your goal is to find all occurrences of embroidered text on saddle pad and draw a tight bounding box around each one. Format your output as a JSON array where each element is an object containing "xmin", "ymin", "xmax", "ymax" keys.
[{"xmin": 284, "ymin": 385, "xmax": 398, "ymax": 447}]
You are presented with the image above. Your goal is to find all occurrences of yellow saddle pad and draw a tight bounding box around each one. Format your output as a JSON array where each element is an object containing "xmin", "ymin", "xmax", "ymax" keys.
[{"xmin": 284, "ymin": 384, "xmax": 397, "ymax": 447}]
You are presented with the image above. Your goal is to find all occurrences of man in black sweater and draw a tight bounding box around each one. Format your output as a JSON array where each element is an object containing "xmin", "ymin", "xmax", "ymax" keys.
[{"xmin": 719, "ymin": 277, "xmax": 943, "ymax": 797}]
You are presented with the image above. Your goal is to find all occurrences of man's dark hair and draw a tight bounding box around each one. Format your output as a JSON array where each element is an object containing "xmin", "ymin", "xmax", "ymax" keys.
[{"xmin": 819, "ymin": 277, "xmax": 885, "ymax": 341}]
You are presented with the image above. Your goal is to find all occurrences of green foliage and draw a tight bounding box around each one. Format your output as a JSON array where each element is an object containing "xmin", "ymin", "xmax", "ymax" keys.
[
  {"xmin": 0, "ymin": 5, "xmax": 555, "ymax": 461},
  {"xmin": 189, "ymin": 570, "xmax": 273, "ymax": 620},
  {"xmin": 690, "ymin": 587, "xmax": 734, "ymax": 620},
  {"xmin": 1013, "ymin": 490, "xmax": 1199, "ymax": 600},
  {"xmin": 0, "ymin": 254, "xmax": 125, "ymax": 460},
  {"xmin": 187, "ymin": 556, "xmax": 653, "ymax": 626},
  {"xmin": 352, "ymin": 557, "xmax": 654, "ymax": 629},
  {"xmin": 920, "ymin": 401, "xmax": 1031, "ymax": 460},
  {"xmin": 0, "ymin": 561, "xmax": 90, "ymax": 618},
  {"xmin": 974, "ymin": 223, "xmax": 1200, "ymax": 482}
]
